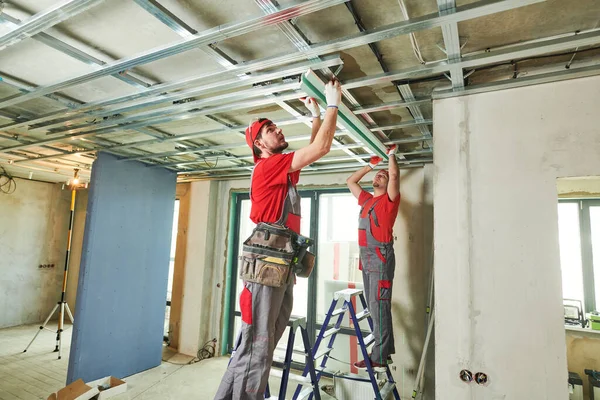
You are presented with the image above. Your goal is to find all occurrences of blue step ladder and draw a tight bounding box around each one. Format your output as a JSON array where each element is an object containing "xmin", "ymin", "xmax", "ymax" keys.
[
  {"xmin": 264, "ymin": 315, "xmax": 321, "ymax": 400},
  {"xmin": 292, "ymin": 288, "xmax": 400, "ymax": 400}
]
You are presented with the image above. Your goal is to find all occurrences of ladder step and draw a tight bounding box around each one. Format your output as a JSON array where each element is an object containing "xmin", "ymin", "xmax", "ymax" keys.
[
  {"xmin": 379, "ymin": 381, "xmax": 396, "ymax": 399},
  {"xmin": 363, "ymin": 334, "xmax": 375, "ymax": 347},
  {"xmin": 313, "ymin": 346, "xmax": 334, "ymax": 360},
  {"xmin": 270, "ymin": 368, "xmax": 312, "ymax": 385},
  {"xmin": 323, "ymin": 327, "xmax": 340, "ymax": 338},
  {"xmin": 294, "ymin": 349, "xmax": 309, "ymax": 357},
  {"xmin": 332, "ymin": 307, "xmax": 346, "ymax": 316},
  {"xmin": 334, "ymin": 288, "xmax": 363, "ymax": 301},
  {"xmin": 297, "ymin": 386, "xmax": 315, "ymax": 400},
  {"xmin": 273, "ymin": 354, "xmax": 286, "ymax": 364},
  {"xmin": 356, "ymin": 309, "xmax": 371, "ymax": 321}
]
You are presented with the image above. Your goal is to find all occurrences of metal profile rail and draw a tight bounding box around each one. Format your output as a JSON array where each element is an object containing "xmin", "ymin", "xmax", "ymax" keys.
[
  {"xmin": 0, "ymin": 54, "xmax": 342, "ymax": 132},
  {"xmin": 255, "ymin": 0, "xmax": 374, "ymax": 164},
  {"xmin": 0, "ymin": 0, "xmax": 349, "ymax": 109},
  {"xmin": 24, "ymin": 56, "xmax": 343, "ymax": 133},
  {"xmin": 0, "ymin": 0, "xmax": 545, "ymax": 120},
  {"xmin": 0, "ymin": 92, "xmax": 304, "ymax": 153},
  {"xmin": 0, "ymin": 13, "xmax": 150, "ymax": 89},
  {"xmin": 8, "ymin": 16, "xmax": 594, "ymax": 157},
  {"xmin": 0, "ymin": 0, "xmax": 106, "ymax": 51},
  {"xmin": 438, "ymin": 0, "xmax": 465, "ymax": 89},
  {"xmin": 36, "ymin": 82, "xmax": 301, "ymax": 137},
  {"xmin": 301, "ymin": 69, "xmax": 387, "ymax": 158},
  {"xmin": 150, "ymin": 148, "xmax": 433, "ymax": 170},
  {"xmin": 342, "ymin": 29, "xmax": 600, "ymax": 89}
]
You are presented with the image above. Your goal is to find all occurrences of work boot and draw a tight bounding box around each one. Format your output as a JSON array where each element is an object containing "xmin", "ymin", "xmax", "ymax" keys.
[{"xmin": 353, "ymin": 359, "xmax": 387, "ymax": 372}]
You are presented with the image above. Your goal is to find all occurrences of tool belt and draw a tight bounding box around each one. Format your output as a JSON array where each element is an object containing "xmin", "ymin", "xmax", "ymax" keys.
[{"xmin": 239, "ymin": 222, "xmax": 315, "ymax": 287}]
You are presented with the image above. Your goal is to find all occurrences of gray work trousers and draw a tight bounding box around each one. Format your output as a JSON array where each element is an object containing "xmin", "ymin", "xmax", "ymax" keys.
[
  {"xmin": 214, "ymin": 278, "xmax": 294, "ymax": 400},
  {"xmin": 360, "ymin": 244, "xmax": 395, "ymax": 365}
]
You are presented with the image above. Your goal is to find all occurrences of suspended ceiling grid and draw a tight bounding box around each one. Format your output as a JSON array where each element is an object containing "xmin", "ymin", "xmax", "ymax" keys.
[{"xmin": 0, "ymin": 0, "xmax": 599, "ymax": 184}]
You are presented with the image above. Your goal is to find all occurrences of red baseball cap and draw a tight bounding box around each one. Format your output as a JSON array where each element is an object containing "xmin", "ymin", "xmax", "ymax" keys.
[{"xmin": 245, "ymin": 119, "xmax": 271, "ymax": 163}]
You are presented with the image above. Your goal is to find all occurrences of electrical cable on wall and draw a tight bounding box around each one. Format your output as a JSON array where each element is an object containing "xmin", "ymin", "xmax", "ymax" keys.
[{"xmin": 0, "ymin": 166, "xmax": 16, "ymax": 194}]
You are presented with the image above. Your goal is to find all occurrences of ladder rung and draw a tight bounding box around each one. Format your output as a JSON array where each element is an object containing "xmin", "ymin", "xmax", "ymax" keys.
[
  {"xmin": 356, "ymin": 309, "xmax": 370, "ymax": 321},
  {"xmin": 323, "ymin": 327, "xmax": 340, "ymax": 338},
  {"xmin": 332, "ymin": 307, "xmax": 346, "ymax": 316},
  {"xmin": 363, "ymin": 334, "xmax": 375, "ymax": 347},
  {"xmin": 293, "ymin": 349, "xmax": 308, "ymax": 357},
  {"xmin": 297, "ymin": 386, "xmax": 315, "ymax": 400},
  {"xmin": 380, "ymin": 381, "xmax": 396, "ymax": 399},
  {"xmin": 270, "ymin": 368, "xmax": 312, "ymax": 384},
  {"xmin": 272, "ymin": 354, "xmax": 286, "ymax": 364},
  {"xmin": 313, "ymin": 347, "xmax": 333, "ymax": 360},
  {"xmin": 334, "ymin": 288, "xmax": 363, "ymax": 301}
]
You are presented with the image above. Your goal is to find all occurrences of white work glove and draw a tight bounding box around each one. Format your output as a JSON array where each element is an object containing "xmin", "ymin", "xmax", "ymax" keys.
[
  {"xmin": 325, "ymin": 78, "xmax": 342, "ymax": 108},
  {"xmin": 386, "ymin": 144, "xmax": 397, "ymax": 159},
  {"xmin": 368, "ymin": 156, "xmax": 383, "ymax": 169},
  {"xmin": 301, "ymin": 97, "xmax": 320, "ymax": 118}
]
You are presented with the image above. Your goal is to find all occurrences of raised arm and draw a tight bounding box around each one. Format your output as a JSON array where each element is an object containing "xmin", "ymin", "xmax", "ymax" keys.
[
  {"xmin": 290, "ymin": 79, "xmax": 341, "ymax": 172},
  {"xmin": 346, "ymin": 156, "xmax": 382, "ymax": 199},
  {"xmin": 387, "ymin": 145, "xmax": 400, "ymax": 201},
  {"xmin": 302, "ymin": 97, "xmax": 322, "ymax": 144}
]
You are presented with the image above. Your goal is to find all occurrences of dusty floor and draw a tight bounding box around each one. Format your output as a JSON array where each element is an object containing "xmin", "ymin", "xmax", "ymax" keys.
[{"xmin": 0, "ymin": 323, "xmax": 336, "ymax": 399}]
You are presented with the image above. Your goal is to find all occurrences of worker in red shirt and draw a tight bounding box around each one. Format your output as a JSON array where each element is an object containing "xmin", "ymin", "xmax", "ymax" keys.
[
  {"xmin": 215, "ymin": 78, "xmax": 342, "ymax": 400},
  {"xmin": 346, "ymin": 145, "xmax": 400, "ymax": 370}
]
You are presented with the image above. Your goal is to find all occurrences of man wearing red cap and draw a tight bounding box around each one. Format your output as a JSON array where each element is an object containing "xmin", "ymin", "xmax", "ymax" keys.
[
  {"xmin": 346, "ymin": 145, "xmax": 400, "ymax": 371},
  {"xmin": 215, "ymin": 78, "xmax": 342, "ymax": 400}
]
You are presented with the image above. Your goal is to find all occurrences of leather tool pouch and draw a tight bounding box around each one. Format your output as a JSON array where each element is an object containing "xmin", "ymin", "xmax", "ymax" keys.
[
  {"xmin": 239, "ymin": 223, "xmax": 296, "ymax": 288},
  {"xmin": 239, "ymin": 223, "xmax": 316, "ymax": 286}
]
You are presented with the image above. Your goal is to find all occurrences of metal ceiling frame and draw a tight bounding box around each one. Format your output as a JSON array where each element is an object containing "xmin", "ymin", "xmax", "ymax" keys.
[
  {"xmin": 0, "ymin": 0, "xmax": 552, "ymax": 156},
  {"xmin": 0, "ymin": 0, "xmax": 106, "ymax": 50},
  {"xmin": 3, "ymin": 0, "xmax": 598, "ymax": 181}
]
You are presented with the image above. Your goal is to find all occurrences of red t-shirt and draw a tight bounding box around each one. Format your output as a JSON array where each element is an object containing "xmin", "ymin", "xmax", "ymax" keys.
[
  {"xmin": 250, "ymin": 153, "xmax": 301, "ymax": 233},
  {"xmin": 358, "ymin": 190, "xmax": 400, "ymax": 244}
]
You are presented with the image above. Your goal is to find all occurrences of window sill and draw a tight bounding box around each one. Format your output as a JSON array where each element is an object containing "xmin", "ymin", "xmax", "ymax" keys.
[{"xmin": 565, "ymin": 325, "xmax": 600, "ymax": 336}]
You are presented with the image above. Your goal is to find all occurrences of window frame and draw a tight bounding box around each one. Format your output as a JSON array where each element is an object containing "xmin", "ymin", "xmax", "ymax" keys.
[
  {"xmin": 223, "ymin": 187, "xmax": 364, "ymax": 355},
  {"xmin": 559, "ymin": 198, "xmax": 600, "ymax": 313}
]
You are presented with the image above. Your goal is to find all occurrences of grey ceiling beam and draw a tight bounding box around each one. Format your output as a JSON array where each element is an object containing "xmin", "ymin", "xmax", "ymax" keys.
[
  {"xmin": 0, "ymin": 0, "xmax": 544, "ymax": 131},
  {"xmin": 0, "ymin": 9, "xmax": 207, "ymax": 158},
  {"xmin": 0, "ymin": 0, "xmax": 106, "ymax": 51},
  {"xmin": 352, "ymin": 98, "xmax": 431, "ymax": 114},
  {"xmin": 157, "ymin": 147, "xmax": 432, "ymax": 170},
  {"xmin": 177, "ymin": 156, "xmax": 431, "ymax": 176},
  {"xmin": 254, "ymin": 0, "xmax": 370, "ymax": 165},
  {"xmin": 178, "ymin": 161, "xmax": 426, "ymax": 181},
  {"xmin": 0, "ymin": 92, "xmax": 304, "ymax": 153},
  {"xmin": 438, "ymin": 0, "xmax": 464, "ymax": 89},
  {"xmin": 0, "ymin": 0, "xmax": 348, "ymax": 109},
  {"xmin": 343, "ymin": 29, "xmax": 600, "ymax": 88},
  {"xmin": 128, "ymin": 134, "xmax": 430, "ymax": 165},
  {"xmin": 6, "ymin": 21, "xmax": 595, "ymax": 156},
  {"xmin": 433, "ymin": 63, "xmax": 600, "ymax": 99},
  {"xmin": 39, "ymin": 82, "xmax": 301, "ymax": 137},
  {"xmin": 0, "ymin": 12, "xmax": 151, "ymax": 89}
]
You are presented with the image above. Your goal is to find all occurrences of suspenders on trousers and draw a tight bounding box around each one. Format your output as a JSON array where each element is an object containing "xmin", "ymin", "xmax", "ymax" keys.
[
  {"xmin": 358, "ymin": 198, "xmax": 396, "ymax": 365},
  {"xmin": 214, "ymin": 173, "xmax": 301, "ymax": 400}
]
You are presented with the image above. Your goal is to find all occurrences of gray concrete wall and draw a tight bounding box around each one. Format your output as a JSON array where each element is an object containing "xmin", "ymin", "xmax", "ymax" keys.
[
  {"xmin": 179, "ymin": 168, "xmax": 434, "ymax": 399},
  {"xmin": 433, "ymin": 75, "xmax": 600, "ymax": 399},
  {"xmin": 0, "ymin": 178, "xmax": 87, "ymax": 329}
]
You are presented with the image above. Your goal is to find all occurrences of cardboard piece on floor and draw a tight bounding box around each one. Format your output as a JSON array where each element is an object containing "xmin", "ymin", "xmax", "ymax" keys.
[
  {"xmin": 47, "ymin": 379, "xmax": 99, "ymax": 400},
  {"xmin": 86, "ymin": 376, "xmax": 127, "ymax": 399}
]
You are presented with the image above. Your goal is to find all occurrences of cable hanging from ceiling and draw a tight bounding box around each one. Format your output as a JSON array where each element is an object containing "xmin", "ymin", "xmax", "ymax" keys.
[{"xmin": 0, "ymin": 166, "xmax": 16, "ymax": 194}]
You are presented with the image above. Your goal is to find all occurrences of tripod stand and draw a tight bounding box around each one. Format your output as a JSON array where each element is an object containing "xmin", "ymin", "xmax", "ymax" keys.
[{"xmin": 24, "ymin": 181, "xmax": 78, "ymax": 359}]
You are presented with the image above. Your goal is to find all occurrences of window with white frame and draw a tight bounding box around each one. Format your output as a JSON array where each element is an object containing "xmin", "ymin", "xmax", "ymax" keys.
[{"xmin": 557, "ymin": 199, "xmax": 600, "ymax": 314}]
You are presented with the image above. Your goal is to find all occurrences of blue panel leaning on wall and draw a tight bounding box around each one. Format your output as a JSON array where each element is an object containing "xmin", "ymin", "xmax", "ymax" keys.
[{"xmin": 67, "ymin": 152, "xmax": 177, "ymax": 383}]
